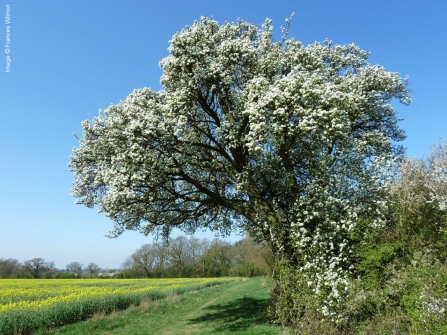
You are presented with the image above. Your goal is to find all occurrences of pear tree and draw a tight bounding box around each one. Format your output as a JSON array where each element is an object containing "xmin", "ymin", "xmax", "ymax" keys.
[{"xmin": 69, "ymin": 16, "xmax": 410, "ymax": 321}]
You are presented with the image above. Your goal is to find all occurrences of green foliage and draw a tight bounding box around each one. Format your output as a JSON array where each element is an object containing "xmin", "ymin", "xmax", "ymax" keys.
[
  {"xmin": 354, "ymin": 231, "xmax": 402, "ymax": 290},
  {"xmin": 390, "ymin": 252, "xmax": 447, "ymax": 334},
  {"xmin": 390, "ymin": 152, "xmax": 447, "ymax": 261},
  {"xmin": 345, "ymin": 235, "xmax": 447, "ymax": 334},
  {"xmin": 268, "ymin": 216, "xmax": 447, "ymax": 335},
  {"xmin": 268, "ymin": 260, "xmax": 348, "ymax": 334}
]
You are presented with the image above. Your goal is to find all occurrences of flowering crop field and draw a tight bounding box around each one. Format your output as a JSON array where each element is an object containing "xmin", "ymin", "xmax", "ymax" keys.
[{"xmin": 0, "ymin": 277, "xmax": 235, "ymax": 335}]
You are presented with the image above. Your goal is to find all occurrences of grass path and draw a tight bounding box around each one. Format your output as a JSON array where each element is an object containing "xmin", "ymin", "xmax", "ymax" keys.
[{"xmin": 40, "ymin": 278, "xmax": 291, "ymax": 335}]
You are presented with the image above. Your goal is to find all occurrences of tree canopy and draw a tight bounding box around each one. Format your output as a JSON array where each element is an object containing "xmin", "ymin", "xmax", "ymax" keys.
[{"xmin": 69, "ymin": 16, "xmax": 410, "ymax": 322}]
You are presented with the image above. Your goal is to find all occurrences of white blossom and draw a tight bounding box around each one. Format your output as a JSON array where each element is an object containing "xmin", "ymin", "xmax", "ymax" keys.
[{"xmin": 69, "ymin": 16, "xmax": 410, "ymax": 322}]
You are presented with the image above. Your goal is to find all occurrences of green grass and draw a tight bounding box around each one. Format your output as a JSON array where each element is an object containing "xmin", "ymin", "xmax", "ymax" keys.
[{"xmin": 38, "ymin": 278, "xmax": 291, "ymax": 335}]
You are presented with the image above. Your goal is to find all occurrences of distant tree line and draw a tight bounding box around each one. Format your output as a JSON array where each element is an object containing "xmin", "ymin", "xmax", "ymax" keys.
[
  {"xmin": 0, "ymin": 257, "xmax": 102, "ymax": 279},
  {"xmin": 121, "ymin": 236, "xmax": 272, "ymax": 278},
  {"xmin": 0, "ymin": 236, "xmax": 272, "ymax": 279}
]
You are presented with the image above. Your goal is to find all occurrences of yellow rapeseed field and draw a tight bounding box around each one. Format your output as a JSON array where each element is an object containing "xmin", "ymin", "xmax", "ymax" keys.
[
  {"xmin": 0, "ymin": 277, "xmax": 231, "ymax": 314},
  {"xmin": 0, "ymin": 277, "xmax": 235, "ymax": 335}
]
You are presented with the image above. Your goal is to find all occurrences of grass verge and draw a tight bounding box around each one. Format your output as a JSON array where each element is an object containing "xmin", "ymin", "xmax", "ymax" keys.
[{"xmin": 38, "ymin": 277, "xmax": 291, "ymax": 335}]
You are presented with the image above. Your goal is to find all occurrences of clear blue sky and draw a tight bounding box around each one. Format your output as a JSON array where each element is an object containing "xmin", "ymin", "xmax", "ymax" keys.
[{"xmin": 1, "ymin": 0, "xmax": 446, "ymax": 269}]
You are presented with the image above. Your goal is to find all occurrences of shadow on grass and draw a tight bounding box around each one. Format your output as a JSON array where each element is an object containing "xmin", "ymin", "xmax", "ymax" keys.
[{"xmin": 187, "ymin": 296, "xmax": 270, "ymax": 332}]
